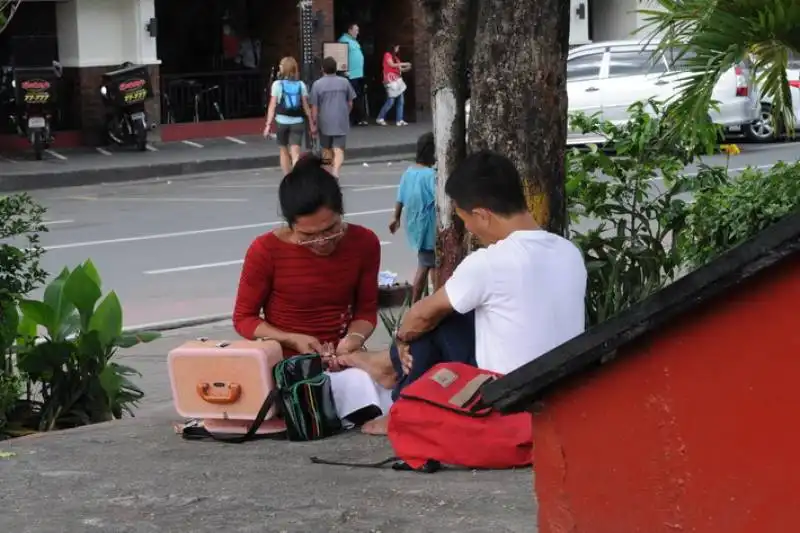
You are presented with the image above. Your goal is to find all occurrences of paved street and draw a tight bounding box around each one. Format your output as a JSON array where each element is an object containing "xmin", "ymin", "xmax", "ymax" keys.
[
  {"xmin": 19, "ymin": 141, "xmax": 800, "ymax": 329},
  {"xmin": 27, "ymin": 160, "xmax": 416, "ymax": 327}
]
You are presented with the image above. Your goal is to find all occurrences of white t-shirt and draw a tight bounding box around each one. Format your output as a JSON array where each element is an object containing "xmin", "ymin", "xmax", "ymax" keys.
[{"xmin": 444, "ymin": 230, "xmax": 587, "ymax": 374}]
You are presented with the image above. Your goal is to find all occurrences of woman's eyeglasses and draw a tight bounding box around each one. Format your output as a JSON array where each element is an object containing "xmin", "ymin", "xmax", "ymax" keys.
[{"xmin": 296, "ymin": 222, "xmax": 347, "ymax": 247}]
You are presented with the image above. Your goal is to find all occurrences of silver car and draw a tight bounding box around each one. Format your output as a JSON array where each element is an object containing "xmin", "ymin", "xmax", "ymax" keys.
[
  {"xmin": 566, "ymin": 40, "xmax": 760, "ymax": 144},
  {"xmin": 466, "ymin": 40, "xmax": 760, "ymax": 145},
  {"xmin": 742, "ymin": 51, "xmax": 800, "ymax": 142}
]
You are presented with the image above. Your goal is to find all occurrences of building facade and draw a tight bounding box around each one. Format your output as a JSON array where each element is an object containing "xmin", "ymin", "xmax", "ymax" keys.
[{"xmin": 0, "ymin": 0, "xmax": 652, "ymax": 149}]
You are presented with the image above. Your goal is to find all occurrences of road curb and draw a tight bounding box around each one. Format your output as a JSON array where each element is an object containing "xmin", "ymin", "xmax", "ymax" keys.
[
  {"xmin": 0, "ymin": 142, "xmax": 417, "ymax": 192},
  {"xmin": 124, "ymin": 314, "xmax": 233, "ymax": 335},
  {"xmin": 122, "ymin": 285, "xmax": 412, "ymax": 335}
]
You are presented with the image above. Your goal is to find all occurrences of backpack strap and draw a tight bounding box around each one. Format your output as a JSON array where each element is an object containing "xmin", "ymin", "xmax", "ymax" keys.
[
  {"xmin": 309, "ymin": 456, "xmax": 399, "ymax": 468},
  {"xmin": 309, "ymin": 456, "xmax": 442, "ymax": 473},
  {"xmin": 180, "ymin": 389, "xmax": 281, "ymax": 443}
]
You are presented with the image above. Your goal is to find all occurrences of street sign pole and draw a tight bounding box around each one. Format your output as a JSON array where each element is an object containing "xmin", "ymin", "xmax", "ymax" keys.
[{"xmin": 298, "ymin": 0, "xmax": 314, "ymax": 150}]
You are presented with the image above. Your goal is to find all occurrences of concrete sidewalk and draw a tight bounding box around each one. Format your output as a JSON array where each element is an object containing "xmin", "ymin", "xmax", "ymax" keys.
[
  {"xmin": 0, "ymin": 322, "xmax": 536, "ymax": 533},
  {"xmin": 0, "ymin": 123, "xmax": 426, "ymax": 192}
]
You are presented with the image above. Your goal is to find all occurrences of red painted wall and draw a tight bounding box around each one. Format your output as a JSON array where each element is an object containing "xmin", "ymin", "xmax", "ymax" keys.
[
  {"xmin": 160, "ymin": 118, "xmax": 263, "ymax": 142},
  {"xmin": 532, "ymin": 255, "xmax": 800, "ymax": 533}
]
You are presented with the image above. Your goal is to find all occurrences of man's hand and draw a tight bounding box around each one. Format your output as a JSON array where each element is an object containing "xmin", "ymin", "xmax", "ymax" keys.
[
  {"xmin": 309, "ymin": 121, "xmax": 318, "ymax": 137},
  {"xmin": 388, "ymin": 217, "xmax": 400, "ymax": 234},
  {"xmin": 397, "ymin": 340, "xmax": 413, "ymax": 375},
  {"xmin": 285, "ymin": 333, "xmax": 323, "ymax": 354}
]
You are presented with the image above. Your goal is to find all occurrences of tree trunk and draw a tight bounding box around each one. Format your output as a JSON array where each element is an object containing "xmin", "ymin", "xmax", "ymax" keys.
[
  {"xmin": 418, "ymin": 0, "xmax": 474, "ymax": 288},
  {"xmin": 468, "ymin": 0, "xmax": 570, "ymax": 235}
]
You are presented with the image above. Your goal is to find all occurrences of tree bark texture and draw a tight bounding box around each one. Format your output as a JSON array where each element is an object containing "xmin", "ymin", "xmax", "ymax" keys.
[
  {"xmin": 418, "ymin": 0, "xmax": 473, "ymax": 288},
  {"xmin": 468, "ymin": 0, "xmax": 570, "ymax": 235}
]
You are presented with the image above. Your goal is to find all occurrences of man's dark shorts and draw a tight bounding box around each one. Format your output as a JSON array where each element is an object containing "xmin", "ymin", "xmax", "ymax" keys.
[
  {"xmin": 418, "ymin": 249, "xmax": 436, "ymax": 268},
  {"xmin": 276, "ymin": 122, "xmax": 305, "ymax": 147},
  {"xmin": 389, "ymin": 311, "xmax": 476, "ymax": 401},
  {"xmin": 319, "ymin": 134, "xmax": 347, "ymax": 150}
]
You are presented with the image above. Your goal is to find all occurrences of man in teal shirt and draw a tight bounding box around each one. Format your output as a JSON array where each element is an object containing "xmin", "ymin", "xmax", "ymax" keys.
[{"xmin": 338, "ymin": 23, "xmax": 368, "ymax": 126}]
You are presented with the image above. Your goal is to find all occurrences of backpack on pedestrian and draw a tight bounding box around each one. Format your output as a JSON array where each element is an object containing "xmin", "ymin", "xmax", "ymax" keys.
[
  {"xmin": 311, "ymin": 362, "xmax": 532, "ymax": 473},
  {"xmin": 277, "ymin": 80, "xmax": 304, "ymax": 118}
]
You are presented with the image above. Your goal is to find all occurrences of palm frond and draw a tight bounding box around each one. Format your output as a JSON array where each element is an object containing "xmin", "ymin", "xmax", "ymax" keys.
[{"xmin": 638, "ymin": 0, "xmax": 800, "ymax": 145}]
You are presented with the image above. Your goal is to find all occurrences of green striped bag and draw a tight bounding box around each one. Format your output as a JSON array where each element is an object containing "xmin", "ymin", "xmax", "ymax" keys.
[{"xmin": 273, "ymin": 354, "xmax": 342, "ymax": 441}]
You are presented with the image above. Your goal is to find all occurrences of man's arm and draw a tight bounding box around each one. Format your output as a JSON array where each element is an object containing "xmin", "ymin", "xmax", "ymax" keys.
[
  {"xmin": 347, "ymin": 82, "xmax": 357, "ymax": 111},
  {"xmin": 396, "ymin": 288, "xmax": 454, "ymax": 343},
  {"xmin": 309, "ymin": 83, "xmax": 320, "ymax": 125},
  {"xmin": 398, "ymin": 249, "xmax": 490, "ymax": 343},
  {"xmin": 301, "ymin": 83, "xmax": 315, "ymax": 132}
]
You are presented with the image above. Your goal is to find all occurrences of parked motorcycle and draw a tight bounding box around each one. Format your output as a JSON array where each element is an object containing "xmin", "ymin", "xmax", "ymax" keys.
[
  {"xmin": 100, "ymin": 63, "xmax": 154, "ymax": 151},
  {"xmin": 0, "ymin": 61, "xmax": 62, "ymax": 160}
]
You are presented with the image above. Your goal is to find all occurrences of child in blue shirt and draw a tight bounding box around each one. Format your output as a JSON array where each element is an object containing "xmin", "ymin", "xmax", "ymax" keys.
[{"xmin": 389, "ymin": 132, "xmax": 437, "ymax": 302}]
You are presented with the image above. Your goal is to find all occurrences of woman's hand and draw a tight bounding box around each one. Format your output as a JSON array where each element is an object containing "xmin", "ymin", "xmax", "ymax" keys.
[
  {"xmin": 263, "ymin": 122, "xmax": 273, "ymax": 138},
  {"xmin": 335, "ymin": 334, "xmax": 363, "ymax": 356},
  {"xmin": 285, "ymin": 333, "xmax": 323, "ymax": 354}
]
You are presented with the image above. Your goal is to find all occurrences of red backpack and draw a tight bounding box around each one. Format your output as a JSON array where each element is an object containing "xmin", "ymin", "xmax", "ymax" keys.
[
  {"xmin": 311, "ymin": 363, "xmax": 532, "ymax": 473},
  {"xmin": 387, "ymin": 362, "xmax": 532, "ymax": 471}
]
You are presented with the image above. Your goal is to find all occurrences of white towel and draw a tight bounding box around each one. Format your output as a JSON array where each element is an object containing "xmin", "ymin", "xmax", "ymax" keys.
[{"xmin": 327, "ymin": 368, "xmax": 393, "ymax": 426}]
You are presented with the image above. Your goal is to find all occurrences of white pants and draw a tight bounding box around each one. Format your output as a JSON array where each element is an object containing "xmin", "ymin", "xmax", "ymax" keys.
[{"xmin": 327, "ymin": 368, "xmax": 393, "ymax": 426}]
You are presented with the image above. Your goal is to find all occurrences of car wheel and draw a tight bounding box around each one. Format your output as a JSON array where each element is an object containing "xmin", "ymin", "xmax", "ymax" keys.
[{"xmin": 744, "ymin": 104, "xmax": 776, "ymax": 143}]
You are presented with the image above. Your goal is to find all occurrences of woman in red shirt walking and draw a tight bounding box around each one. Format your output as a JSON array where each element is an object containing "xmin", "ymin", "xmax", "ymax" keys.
[
  {"xmin": 376, "ymin": 44, "xmax": 411, "ymax": 126},
  {"xmin": 233, "ymin": 155, "xmax": 391, "ymax": 423}
]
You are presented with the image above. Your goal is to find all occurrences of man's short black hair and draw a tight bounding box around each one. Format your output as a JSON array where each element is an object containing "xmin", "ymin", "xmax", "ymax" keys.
[
  {"xmin": 444, "ymin": 150, "xmax": 528, "ymax": 216},
  {"xmin": 416, "ymin": 132, "xmax": 435, "ymax": 167},
  {"xmin": 279, "ymin": 155, "xmax": 344, "ymax": 225},
  {"xmin": 322, "ymin": 56, "xmax": 337, "ymax": 74}
]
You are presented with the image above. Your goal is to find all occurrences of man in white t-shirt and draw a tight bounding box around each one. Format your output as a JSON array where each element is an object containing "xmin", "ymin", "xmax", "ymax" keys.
[{"xmin": 339, "ymin": 150, "xmax": 587, "ymax": 435}]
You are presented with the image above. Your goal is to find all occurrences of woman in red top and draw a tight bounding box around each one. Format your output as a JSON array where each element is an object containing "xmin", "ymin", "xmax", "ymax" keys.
[
  {"xmin": 233, "ymin": 156, "xmax": 391, "ymax": 424},
  {"xmin": 376, "ymin": 44, "xmax": 412, "ymax": 126},
  {"xmin": 233, "ymin": 156, "xmax": 381, "ymax": 360}
]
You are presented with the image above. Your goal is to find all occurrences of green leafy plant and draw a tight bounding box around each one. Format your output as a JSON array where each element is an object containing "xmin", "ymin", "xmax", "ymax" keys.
[
  {"xmin": 680, "ymin": 161, "xmax": 800, "ymax": 267},
  {"xmin": 13, "ymin": 260, "xmax": 159, "ymax": 431},
  {"xmin": 567, "ymin": 100, "xmax": 727, "ymax": 326},
  {"xmin": 378, "ymin": 287, "xmax": 414, "ymax": 339},
  {"xmin": 0, "ymin": 193, "xmax": 47, "ymax": 434},
  {"xmin": 0, "ymin": 194, "xmax": 47, "ymax": 344}
]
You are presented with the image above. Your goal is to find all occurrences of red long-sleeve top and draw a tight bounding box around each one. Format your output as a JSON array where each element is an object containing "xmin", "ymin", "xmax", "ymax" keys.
[{"xmin": 233, "ymin": 224, "xmax": 381, "ymax": 357}]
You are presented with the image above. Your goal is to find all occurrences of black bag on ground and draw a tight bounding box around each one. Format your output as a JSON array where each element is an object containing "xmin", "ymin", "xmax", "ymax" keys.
[{"xmin": 273, "ymin": 354, "xmax": 342, "ymax": 441}]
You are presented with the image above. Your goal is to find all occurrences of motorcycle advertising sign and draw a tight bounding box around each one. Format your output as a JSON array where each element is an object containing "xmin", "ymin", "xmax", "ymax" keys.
[
  {"xmin": 119, "ymin": 78, "xmax": 148, "ymax": 105},
  {"xmin": 21, "ymin": 79, "xmax": 51, "ymax": 104}
]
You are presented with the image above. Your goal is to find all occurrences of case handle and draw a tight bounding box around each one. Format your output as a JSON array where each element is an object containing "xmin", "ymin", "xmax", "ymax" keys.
[{"xmin": 197, "ymin": 382, "xmax": 242, "ymax": 404}]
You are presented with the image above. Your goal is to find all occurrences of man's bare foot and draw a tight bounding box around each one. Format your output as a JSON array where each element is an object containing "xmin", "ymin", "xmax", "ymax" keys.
[
  {"xmin": 361, "ymin": 415, "xmax": 389, "ymax": 436},
  {"xmin": 337, "ymin": 351, "xmax": 397, "ymax": 389}
]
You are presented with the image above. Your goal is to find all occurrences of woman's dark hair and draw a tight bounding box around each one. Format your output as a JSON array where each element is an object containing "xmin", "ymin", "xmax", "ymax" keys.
[
  {"xmin": 444, "ymin": 150, "xmax": 527, "ymax": 216},
  {"xmin": 279, "ymin": 155, "xmax": 344, "ymax": 225},
  {"xmin": 416, "ymin": 132, "xmax": 436, "ymax": 167},
  {"xmin": 387, "ymin": 44, "xmax": 400, "ymax": 54}
]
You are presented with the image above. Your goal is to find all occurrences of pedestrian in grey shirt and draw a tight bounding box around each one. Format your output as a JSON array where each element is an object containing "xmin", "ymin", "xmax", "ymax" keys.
[{"xmin": 310, "ymin": 57, "xmax": 356, "ymax": 177}]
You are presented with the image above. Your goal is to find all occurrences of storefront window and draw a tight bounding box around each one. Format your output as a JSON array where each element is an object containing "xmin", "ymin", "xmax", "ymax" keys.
[{"xmin": 155, "ymin": 0, "xmax": 290, "ymax": 124}]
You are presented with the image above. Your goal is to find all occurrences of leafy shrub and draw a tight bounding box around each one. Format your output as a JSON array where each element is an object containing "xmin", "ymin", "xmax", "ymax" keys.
[
  {"xmin": 0, "ymin": 193, "xmax": 47, "ymax": 432},
  {"xmin": 680, "ymin": 161, "xmax": 800, "ymax": 267},
  {"xmin": 567, "ymin": 100, "xmax": 725, "ymax": 326},
  {"xmin": 0, "ymin": 194, "xmax": 47, "ymax": 345},
  {"xmin": 13, "ymin": 260, "xmax": 159, "ymax": 432}
]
